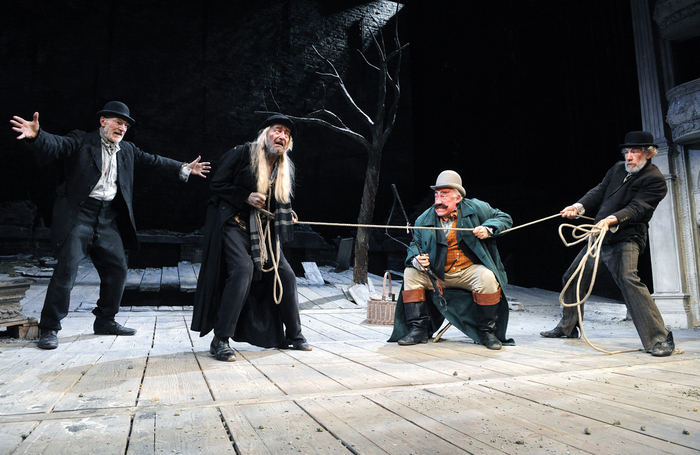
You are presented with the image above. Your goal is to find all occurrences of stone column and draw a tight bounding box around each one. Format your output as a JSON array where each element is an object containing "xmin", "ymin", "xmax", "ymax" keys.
[
  {"xmin": 629, "ymin": 0, "xmax": 696, "ymax": 327},
  {"xmin": 666, "ymin": 80, "xmax": 700, "ymax": 326}
]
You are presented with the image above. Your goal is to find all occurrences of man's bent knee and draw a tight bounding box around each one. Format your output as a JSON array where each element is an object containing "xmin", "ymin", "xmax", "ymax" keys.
[{"xmin": 477, "ymin": 269, "xmax": 500, "ymax": 294}]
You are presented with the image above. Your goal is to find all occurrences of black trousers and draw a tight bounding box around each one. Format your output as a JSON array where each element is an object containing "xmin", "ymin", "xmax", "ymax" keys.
[
  {"xmin": 39, "ymin": 198, "xmax": 127, "ymax": 332},
  {"xmin": 214, "ymin": 221, "xmax": 304, "ymax": 343}
]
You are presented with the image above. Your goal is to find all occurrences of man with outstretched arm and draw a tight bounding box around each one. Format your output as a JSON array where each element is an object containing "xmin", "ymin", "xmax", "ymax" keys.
[{"xmin": 11, "ymin": 101, "xmax": 210, "ymax": 349}]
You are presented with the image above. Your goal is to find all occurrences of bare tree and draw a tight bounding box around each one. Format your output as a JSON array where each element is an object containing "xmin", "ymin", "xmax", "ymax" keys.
[{"xmin": 282, "ymin": 11, "xmax": 408, "ymax": 284}]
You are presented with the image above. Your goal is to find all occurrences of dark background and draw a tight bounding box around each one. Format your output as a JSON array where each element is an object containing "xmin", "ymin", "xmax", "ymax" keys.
[{"xmin": 0, "ymin": 0, "xmax": 650, "ymax": 295}]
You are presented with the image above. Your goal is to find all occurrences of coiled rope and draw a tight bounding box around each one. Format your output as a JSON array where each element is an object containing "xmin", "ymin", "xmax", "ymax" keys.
[
  {"xmin": 254, "ymin": 207, "xmax": 284, "ymax": 304},
  {"xmin": 558, "ymin": 223, "xmax": 643, "ymax": 355}
]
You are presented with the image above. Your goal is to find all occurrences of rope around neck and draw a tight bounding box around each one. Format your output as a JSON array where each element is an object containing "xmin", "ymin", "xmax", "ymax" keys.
[{"xmin": 558, "ymin": 223, "xmax": 643, "ymax": 355}]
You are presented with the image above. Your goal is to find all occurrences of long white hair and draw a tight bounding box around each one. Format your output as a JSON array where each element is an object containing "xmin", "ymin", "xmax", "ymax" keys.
[{"xmin": 250, "ymin": 126, "xmax": 295, "ymax": 204}]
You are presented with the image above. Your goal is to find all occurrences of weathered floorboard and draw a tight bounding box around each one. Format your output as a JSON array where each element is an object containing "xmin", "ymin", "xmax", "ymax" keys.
[
  {"xmin": 3, "ymin": 264, "xmax": 700, "ymax": 455},
  {"xmin": 178, "ymin": 261, "xmax": 198, "ymax": 292},
  {"xmin": 160, "ymin": 266, "xmax": 179, "ymax": 291},
  {"xmin": 139, "ymin": 268, "xmax": 161, "ymax": 292},
  {"xmin": 128, "ymin": 407, "xmax": 235, "ymax": 455},
  {"xmin": 220, "ymin": 401, "xmax": 348, "ymax": 454},
  {"xmin": 12, "ymin": 415, "xmax": 131, "ymax": 455},
  {"xmin": 125, "ymin": 268, "xmax": 145, "ymax": 291}
]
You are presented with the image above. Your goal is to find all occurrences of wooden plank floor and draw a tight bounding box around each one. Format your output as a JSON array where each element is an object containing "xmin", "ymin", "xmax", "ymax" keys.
[{"xmin": 1, "ymin": 264, "xmax": 699, "ymax": 454}]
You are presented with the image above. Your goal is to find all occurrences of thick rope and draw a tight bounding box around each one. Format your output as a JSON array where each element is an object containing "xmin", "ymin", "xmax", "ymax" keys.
[
  {"xmin": 558, "ymin": 223, "xmax": 642, "ymax": 355},
  {"xmin": 254, "ymin": 210, "xmax": 284, "ymax": 304},
  {"xmin": 297, "ymin": 213, "xmax": 593, "ymax": 234},
  {"xmin": 254, "ymin": 169, "xmax": 284, "ymax": 304}
]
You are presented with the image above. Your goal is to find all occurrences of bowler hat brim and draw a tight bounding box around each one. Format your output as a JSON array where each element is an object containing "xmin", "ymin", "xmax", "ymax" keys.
[
  {"xmin": 619, "ymin": 141, "xmax": 658, "ymax": 148},
  {"xmin": 96, "ymin": 109, "xmax": 135, "ymax": 125}
]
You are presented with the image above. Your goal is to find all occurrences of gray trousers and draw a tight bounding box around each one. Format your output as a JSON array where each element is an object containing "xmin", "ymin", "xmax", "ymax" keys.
[{"xmin": 556, "ymin": 240, "xmax": 668, "ymax": 351}]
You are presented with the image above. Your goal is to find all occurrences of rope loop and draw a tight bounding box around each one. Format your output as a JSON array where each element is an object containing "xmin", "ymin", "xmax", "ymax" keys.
[
  {"xmin": 254, "ymin": 182, "xmax": 284, "ymax": 305},
  {"xmin": 558, "ymin": 223, "xmax": 642, "ymax": 355}
]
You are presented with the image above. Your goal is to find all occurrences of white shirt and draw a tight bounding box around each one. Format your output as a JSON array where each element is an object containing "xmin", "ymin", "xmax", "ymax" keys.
[
  {"xmin": 89, "ymin": 137, "xmax": 120, "ymax": 201},
  {"xmin": 90, "ymin": 134, "xmax": 192, "ymax": 202}
]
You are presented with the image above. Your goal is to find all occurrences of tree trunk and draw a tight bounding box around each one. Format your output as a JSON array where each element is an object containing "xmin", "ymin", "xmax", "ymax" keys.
[{"xmin": 352, "ymin": 144, "xmax": 382, "ymax": 284}]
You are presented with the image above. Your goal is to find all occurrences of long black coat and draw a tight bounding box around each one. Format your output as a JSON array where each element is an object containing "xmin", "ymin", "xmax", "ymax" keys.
[
  {"xmin": 27, "ymin": 129, "xmax": 183, "ymax": 250},
  {"xmin": 190, "ymin": 144, "xmax": 291, "ymax": 348},
  {"xmin": 578, "ymin": 160, "xmax": 667, "ymax": 248}
]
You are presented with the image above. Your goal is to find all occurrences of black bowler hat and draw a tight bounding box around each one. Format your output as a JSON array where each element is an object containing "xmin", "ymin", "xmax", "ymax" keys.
[
  {"xmin": 619, "ymin": 131, "xmax": 657, "ymax": 148},
  {"xmin": 96, "ymin": 101, "xmax": 135, "ymax": 125},
  {"xmin": 258, "ymin": 114, "xmax": 296, "ymax": 138}
]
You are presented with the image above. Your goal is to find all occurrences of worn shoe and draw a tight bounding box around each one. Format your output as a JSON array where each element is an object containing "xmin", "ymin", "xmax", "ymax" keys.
[
  {"xmin": 37, "ymin": 330, "xmax": 58, "ymax": 350},
  {"xmin": 540, "ymin": 326, "xmax": 579, "ymax": 339},
  {"xmin": 650, "ymin": 331, "xmax": 675, "ymax": 357},
  {"xmin": 210, "ymin": 337, "xmax": 237, "ymax": 361},
  {"xmin": 93, "ymin": 319, "xmax": 137, "ymax": 336},
  {"xmin": 292, "ymin": 341, "xmax": 312, "ymax": 351},
  {"xmin": 481, "ymin": 332, "xmax": 502, "ymax": 350},
  {"xmin": 398, "ymin": 327, "xmax": 429, "ymax": 345}
]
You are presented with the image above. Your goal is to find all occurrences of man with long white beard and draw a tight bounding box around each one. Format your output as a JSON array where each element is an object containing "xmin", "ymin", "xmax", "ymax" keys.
[
  {"xmin": 191, "ymin": 115, "xmax": 310, "ymax": 361},
  {"xmin": 540, "ymin": 131, "xmax": 676, "ymax": 357}
]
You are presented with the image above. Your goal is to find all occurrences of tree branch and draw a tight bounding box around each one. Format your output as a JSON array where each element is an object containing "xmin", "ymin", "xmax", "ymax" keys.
[{"xmin": 312, "ymin": 46, "xmax": 374, "ymax": 128}]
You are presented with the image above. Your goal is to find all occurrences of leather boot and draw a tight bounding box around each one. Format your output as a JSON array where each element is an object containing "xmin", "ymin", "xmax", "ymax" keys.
[
  {"xmin": 210, "ymin": 336, "xmax": 237, "ymax": 362},
  {"xmin": 650, "ymin": 331, "xmax": 674, "ymax": 357},
  {"xmin": 474, "ymin": 288, "xmax": 502, "ymax": 350},
  {"xmin": 398, "ymin": 289, "xmax": 430, "ymax": 345},
  {"xmin": 37, "ymin": 330, "xmax": 59, "ymax": 350}
]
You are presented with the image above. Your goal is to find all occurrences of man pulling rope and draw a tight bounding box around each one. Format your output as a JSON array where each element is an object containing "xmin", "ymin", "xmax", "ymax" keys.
[{"xmin": 541, "ymin": 131, "xmax": 677, "ymax": 357}]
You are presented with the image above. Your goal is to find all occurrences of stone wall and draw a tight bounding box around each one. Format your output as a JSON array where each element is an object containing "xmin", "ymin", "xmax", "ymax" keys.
[{"xmin": 0, "ymin": 1, "xmax": 413, "ymax": 263}]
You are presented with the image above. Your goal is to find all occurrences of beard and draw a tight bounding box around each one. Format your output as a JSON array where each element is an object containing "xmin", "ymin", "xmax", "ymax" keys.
[
  {"xmin": 625, "ymin": 156, "xmax": 647, "ymax": 174},
  {"xmin": 265, "ymin": 137, "xmax": 286, "ymax": 159}
]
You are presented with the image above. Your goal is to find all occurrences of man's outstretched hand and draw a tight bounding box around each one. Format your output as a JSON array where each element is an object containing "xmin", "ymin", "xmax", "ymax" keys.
[
  {"xmin": 10, "ymin": 112, "xmax": 40, "ymax": 140},
  {"xmin": 186, "ymin": 156, "xmax": 211, "ymax": 178}
]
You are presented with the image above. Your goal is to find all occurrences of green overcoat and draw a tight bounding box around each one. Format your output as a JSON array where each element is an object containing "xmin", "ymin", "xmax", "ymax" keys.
[{"xmin": 388, "ymin": 198, "xmax": 515, "ymax": 345}]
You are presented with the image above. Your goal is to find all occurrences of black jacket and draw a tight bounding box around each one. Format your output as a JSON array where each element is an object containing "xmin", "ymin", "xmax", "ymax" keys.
[
  {"xmin": 27, "ymin": 129, "xmax": 183, "ymax": 250},
  {"xmin": 578, "ymin": 160, "xmax": 667, "ymax": 247}
]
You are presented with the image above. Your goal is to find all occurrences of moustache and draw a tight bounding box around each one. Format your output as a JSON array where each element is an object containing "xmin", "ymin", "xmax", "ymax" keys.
[{"xmin": 434, "ymin": 204, "xmax": 447, "ymax": 210}]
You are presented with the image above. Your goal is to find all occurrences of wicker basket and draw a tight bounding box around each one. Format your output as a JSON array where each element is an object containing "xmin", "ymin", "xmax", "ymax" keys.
[{"xmin": 366, "ymin": 271, "xmax": 396, "ymax": 325}]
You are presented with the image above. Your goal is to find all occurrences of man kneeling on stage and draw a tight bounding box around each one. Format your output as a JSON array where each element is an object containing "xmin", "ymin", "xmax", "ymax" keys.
[{"xmin": 388, "ymin": 170, "xmax": 514, "ymax": 350}]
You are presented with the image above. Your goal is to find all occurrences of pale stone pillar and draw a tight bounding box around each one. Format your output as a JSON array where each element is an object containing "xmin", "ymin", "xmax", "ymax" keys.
[{"xmin": 629, "ymin": 0, "xmax": 697, "ymax": 328}]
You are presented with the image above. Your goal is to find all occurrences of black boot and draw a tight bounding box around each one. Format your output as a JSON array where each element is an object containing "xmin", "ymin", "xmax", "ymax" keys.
[
  {"xmin": 475, "ymin": 289, "xmax": 502, "ymax": 350},
  {"xmin": 37, "ymin": 330, "xmax": 59, "ymax": 350},
  {"xmin": 398, "ymin": 289, "xmax": 430, "ymax": 346},
  {"xmin": 210, "ymin": 336, "xmax": 237, "ymax": 362},
  {"xmin": 540, "ymin": 326, "xmax": 580, "ymax": 338},
  {"xmin": 650, "ymin": 331, "xmax": 674, "ymax": 357}
]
